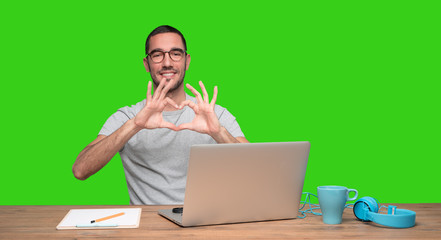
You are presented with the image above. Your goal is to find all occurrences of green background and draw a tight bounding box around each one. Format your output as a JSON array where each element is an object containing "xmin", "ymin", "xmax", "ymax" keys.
[{"xmin": 1, "ymin": 1, "xmax": 439, "ymax": 205}]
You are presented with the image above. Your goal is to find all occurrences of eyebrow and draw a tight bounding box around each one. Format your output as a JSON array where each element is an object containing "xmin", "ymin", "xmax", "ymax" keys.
[
  {"xmin": 149, "ymin": 48, "xmax": 164, "ymax": 54},
  {"xmin": 171, "ymin": 47, "xmax": 185, "ymax": 52},
  {"xmin": 149, "ymin": 48, "xmax": 185, "ymax": 53}
]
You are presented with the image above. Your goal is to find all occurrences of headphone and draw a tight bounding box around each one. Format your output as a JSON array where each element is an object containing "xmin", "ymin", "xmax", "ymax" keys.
[{"xmin": 352, "ymin": 197, "xmax": 416, "ymax": 228}]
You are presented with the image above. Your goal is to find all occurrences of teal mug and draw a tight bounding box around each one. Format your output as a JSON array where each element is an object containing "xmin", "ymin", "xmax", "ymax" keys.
[{"xmin": 317, "ymin": 186, "xmax": 358, "ymax": 224}]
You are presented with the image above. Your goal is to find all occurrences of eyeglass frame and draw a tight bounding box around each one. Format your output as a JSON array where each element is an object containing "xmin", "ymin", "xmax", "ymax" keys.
[{"xmin": 145, "ymin": 48, "xmax": 188, "ymax": 63}]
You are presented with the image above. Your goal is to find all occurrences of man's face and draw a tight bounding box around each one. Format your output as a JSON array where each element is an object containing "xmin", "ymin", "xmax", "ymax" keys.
[{"xmin": 143, "ymin": 32, "xmax": 191, "ymax": 92}]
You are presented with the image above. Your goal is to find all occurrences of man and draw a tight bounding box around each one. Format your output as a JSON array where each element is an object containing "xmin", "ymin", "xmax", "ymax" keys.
[{"xmin": 73, "ymin": 25, "xmax": 248, "ymax": 205}]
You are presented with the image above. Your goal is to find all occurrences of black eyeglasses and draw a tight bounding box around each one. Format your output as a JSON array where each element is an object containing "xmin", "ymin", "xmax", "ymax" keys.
[{"xmin": 146, "ymin": 49, "xmax": 187, "ymax": 63}]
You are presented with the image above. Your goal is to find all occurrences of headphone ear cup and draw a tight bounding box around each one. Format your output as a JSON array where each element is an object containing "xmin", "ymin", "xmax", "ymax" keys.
[
  {"xmin": 353, "ymin": 197, "xmax": 379, "ymax": 221},
  {"xmin": 365, "ymin": 197, "xmax": 380, "ymax": 213}
]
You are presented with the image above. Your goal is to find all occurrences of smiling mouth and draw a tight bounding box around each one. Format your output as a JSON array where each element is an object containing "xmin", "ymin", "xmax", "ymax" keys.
[{"xmin": 160, "ymin": 72, "xmax": 177, "ymax": 78}]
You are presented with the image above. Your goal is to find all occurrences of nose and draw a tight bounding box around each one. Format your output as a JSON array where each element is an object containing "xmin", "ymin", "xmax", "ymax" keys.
[{"xmin": 162, "ymin": 52, "xmax": 172, "ymax": 67}]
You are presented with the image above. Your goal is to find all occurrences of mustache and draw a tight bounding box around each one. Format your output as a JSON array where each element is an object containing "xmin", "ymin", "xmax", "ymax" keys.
[{"xmin": 159, "ymin": 67, "xmax": 178, "ymax": 74}]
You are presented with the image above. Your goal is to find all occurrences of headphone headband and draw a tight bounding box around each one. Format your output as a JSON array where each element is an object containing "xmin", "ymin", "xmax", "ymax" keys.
[{"xmin": 353, "ymin": 197, "xmax": 415, "ymax": 228}]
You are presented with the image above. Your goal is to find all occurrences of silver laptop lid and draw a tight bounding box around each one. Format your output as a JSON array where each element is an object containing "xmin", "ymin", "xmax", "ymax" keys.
[{"xmin": 181, "ymin": 141, "xmax": 310, "ymax": 226}]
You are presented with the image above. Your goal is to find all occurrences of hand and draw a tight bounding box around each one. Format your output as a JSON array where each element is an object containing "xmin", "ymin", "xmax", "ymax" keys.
[
  {"xmin": 177, "ymin": 81, "xmax": 221, "ymax": 135},
  {"xmin": 134, "ymin": 79, "xmax": 180, "ymax": 131}
]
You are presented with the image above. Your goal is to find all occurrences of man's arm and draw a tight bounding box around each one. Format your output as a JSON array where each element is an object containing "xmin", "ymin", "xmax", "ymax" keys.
[
  {"xmin": 236, "ymin": 137, "xmax": 249, "ymax": 143},
  {"xmin": 73, "ymin": 79, "xmax": 178, "ymax": 180},
  {"xmin": 210, "ymin": 127, "xmax": 249, "ymax": 143},
  {"xmin": 73, "ymin": 119, "xmax": 142, "ymax": 180}
]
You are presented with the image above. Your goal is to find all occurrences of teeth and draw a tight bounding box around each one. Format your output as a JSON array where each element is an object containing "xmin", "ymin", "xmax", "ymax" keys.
[{"xmin": 162, "ymin": 73, "xmax": 174, "ymax": 76}]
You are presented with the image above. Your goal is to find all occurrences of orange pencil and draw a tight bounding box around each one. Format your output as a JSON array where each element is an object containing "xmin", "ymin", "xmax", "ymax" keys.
[{"xmin": 91, "ymin": 212, "xmax": 125, "ymax": 223}]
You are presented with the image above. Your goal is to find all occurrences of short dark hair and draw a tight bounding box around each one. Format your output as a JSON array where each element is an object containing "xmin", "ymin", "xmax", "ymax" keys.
[{"xmin": 145, "ymin": 25, "xmax": 187, "ymax": 55}]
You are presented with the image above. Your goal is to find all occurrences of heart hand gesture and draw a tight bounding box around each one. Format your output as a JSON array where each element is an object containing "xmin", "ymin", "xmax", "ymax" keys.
[
  {"xmin": 134, "ymin": 79, "xmax": 180, "ymax": 131},
  {"xmin": 177, "ymin": 81, "xmax": 221, "ymax": 135}
]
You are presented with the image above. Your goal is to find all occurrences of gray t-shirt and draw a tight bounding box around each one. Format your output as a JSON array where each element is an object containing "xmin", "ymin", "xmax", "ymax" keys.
[{"xmin": 99, "ymin": 94, "xmax": 244, "ymax": 205}]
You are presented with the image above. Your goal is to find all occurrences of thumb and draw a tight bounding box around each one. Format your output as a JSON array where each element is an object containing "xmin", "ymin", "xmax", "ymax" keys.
[
  {"xmin": 176, "ymin": 122, "xmax": 193, "ymax": 131},
  {"xmin": 160, "ymin": 121, "xmax": 179, "ymax": 131}
]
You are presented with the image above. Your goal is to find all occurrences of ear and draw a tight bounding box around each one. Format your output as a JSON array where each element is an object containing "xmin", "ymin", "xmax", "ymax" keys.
[
  {"xmin": 185, "ymin": 54, "xmax": 191, "ymax": 71},
  {"xmin": 143, "ymin": 57, "xmax": 150, "ymax": 73}
]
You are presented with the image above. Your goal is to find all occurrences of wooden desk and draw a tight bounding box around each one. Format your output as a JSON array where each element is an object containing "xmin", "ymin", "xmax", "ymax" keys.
[{"xmin": 0, "ymin": 204, "xmax": 440, "ymax": 239}]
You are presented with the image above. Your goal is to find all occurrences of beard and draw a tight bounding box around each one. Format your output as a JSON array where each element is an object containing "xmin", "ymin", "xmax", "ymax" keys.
[{"xmin": 150, "ymin": 65, "xmax": 186, "ymax": 93}]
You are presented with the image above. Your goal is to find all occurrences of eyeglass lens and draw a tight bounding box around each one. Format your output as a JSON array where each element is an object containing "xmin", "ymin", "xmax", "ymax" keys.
[{"xmin": 150, "ymin": 50, "xmax": 185, "ymax": 63}]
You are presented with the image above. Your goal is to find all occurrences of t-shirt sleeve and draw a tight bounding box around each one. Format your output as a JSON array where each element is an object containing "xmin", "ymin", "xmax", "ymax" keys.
[
  {"xmin": 98, "ymin": 110, "xmax": 131, "ymax": 136},
  {"xmin": 218, "ymin": 108, "xmax": 245, "ymax": 138}
]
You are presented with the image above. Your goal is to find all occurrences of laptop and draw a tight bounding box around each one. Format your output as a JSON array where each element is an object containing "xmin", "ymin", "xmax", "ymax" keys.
[{"xmin": 158, "ymin": 141, "xmax": 310, "ymax": 227}]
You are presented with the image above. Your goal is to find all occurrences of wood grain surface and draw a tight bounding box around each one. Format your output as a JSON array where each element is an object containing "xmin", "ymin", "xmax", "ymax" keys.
[{"xmin": 0, "ymin": 204, "xmax": 440, "ymax": 239}]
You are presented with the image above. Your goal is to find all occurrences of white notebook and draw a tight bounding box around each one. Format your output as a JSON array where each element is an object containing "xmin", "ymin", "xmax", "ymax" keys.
[{"xmin": 56, "ymin": 208, "xmax": 142, "ymax": 230}]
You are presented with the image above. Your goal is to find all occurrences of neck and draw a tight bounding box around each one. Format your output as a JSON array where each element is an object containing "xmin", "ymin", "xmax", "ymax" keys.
[{"xmin": 163, "ymin": 83, "xmax": 186, "ymax": 111}]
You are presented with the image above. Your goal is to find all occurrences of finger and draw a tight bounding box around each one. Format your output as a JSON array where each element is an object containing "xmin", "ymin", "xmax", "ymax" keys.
[
  {"xmin": 164, "ymin": 97, "xmax": 179, "ymax": 109},
  {"xmin": 199, "ymin": 81, "xmax": 209, "ymax": 103},
  {"xmin": 179, "ymin": 100, "xmax": 198, "ymax": 112},
  {"xmin": 153, "ymin": 79, "xmax": 166, "ymax": 100},
  {"xmin": 210, "ymin": 86, "xmax": 218, "ymax": 107},
  {"xmin": 146, "ymin": 81, "xmax": 152, "ymax": 103},
  {"xmin": 159, "ymin": 81, "xmax": 173, "ymax": 100},
  {"xmin": 186, "ymin": 83, "xmax": 203, "ymax": 103}
]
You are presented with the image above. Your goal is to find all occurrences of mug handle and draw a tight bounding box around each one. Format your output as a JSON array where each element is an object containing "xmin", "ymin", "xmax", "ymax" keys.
[{"xmin": 347, "ymin": 189, "xmax": 358, "ymax": 201}]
